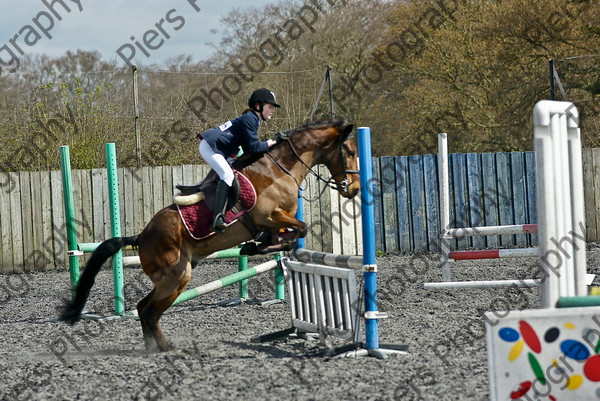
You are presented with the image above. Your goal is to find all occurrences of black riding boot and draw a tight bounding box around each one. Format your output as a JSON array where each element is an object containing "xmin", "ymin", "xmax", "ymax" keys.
[{"xmin": 211, "ymin": 180, "xmax": 231, "ymax": 233}]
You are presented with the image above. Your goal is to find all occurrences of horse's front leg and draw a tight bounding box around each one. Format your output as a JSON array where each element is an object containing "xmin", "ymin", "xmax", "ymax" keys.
[
  {"xmin": 269, "ymin": 207, "xmax": 307, "ymax": 238},
  {"xmin": 240, "ymin": 207, "xmax": 307, "ymax": 256}
]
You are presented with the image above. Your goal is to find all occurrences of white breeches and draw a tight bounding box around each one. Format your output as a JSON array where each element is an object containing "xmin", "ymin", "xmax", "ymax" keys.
[{"xmin": 199, "ymin": 140, "xmax": 234, "ymax": 186}]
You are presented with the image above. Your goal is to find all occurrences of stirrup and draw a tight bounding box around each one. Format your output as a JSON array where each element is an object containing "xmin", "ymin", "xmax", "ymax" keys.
[{"xmin": 211, "ymin": 213, "xmax": 227, "ymax": 233}]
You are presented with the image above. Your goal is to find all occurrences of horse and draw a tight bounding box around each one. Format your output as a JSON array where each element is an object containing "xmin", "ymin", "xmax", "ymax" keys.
[{"xmin": 59, "ymin": 119, "xmax": 360, "ymax": 352}]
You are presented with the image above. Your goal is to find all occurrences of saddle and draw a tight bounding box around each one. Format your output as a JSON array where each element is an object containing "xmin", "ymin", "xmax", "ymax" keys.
[
  {"xmin": 174, "ymin": 170, "xmax": 257, "ymax": 240},
  {"xmin": 175, "ymin": 170, "xmax": 240, "ymax": 210}
]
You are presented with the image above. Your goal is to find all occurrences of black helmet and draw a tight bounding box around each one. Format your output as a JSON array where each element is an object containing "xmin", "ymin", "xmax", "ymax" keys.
[{"xmin": 248, "ymin": 88, "xmax": 281, "ymax": 108}]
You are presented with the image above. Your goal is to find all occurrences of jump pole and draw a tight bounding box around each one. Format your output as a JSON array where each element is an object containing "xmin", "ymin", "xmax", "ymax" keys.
[
  {"xmin": 449, "ymin": 247, "xmax": 538, "ymax": 260},
  {"xmin": 172, "ymin": 259, "xmax": 279, "ymax": 305}
]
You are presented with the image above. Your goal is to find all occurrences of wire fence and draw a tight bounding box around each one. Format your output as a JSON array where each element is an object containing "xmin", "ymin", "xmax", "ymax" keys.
[{"xmin": 0, "ymin": 66, "xmax": 330, "ymax": 171}]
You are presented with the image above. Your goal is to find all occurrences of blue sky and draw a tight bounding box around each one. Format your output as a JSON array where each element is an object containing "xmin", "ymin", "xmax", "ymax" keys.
[{"xmin": 0, "ymin": 0, "xmax": 277, "ymax": 68}]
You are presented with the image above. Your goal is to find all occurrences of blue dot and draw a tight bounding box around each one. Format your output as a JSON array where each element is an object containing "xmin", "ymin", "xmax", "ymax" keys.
[
  {"xmin": 499, "ymin": 327, "xmax": 519, "ymax": 342},
  {"xmin": 560, "ymin": 339, "xmax": 590, "ymax": 361}
]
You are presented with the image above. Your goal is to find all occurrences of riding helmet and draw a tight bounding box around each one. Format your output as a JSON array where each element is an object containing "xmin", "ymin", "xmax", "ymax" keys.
[{"xmin": 248, "ymin": 88, "xmax": 281, "ymax": 108}]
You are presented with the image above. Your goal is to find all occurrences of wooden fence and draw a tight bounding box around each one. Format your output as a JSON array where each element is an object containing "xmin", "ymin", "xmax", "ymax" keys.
[{"xmin": 0, "ymin": 148, "xmax": 599, "ymax": 272}]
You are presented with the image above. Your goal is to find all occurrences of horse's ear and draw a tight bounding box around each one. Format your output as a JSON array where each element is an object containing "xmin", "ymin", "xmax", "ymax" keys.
[{"xmin": 340, "ymin": 123, "xmax": 354, "ymax": 141}]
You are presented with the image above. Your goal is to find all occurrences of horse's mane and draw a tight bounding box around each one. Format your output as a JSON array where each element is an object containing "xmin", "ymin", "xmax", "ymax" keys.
[
  {"xmin": 284, "ymin": 119, "xmax": 348, "ymax": 138},
  {"xmin": 232, "ymin": 119, "xmax": 349, "ymax": 171}
]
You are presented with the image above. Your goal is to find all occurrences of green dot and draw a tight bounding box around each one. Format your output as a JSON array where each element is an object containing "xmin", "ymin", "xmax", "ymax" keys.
[{"xmin": 528, "ymin": 352, "xmax": 546, "ymax": 386}]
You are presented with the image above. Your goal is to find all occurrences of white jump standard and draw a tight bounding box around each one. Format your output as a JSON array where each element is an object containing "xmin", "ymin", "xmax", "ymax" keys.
[
  {"xmin": 486, "ymin": 101, "xmax": 597, "ymax": 401},
  {"xmin": 424, "ymin": 133, "xmax": 541, "ymax": 289}
]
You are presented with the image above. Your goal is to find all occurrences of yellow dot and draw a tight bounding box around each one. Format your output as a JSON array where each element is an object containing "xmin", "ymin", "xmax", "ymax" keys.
[
  {"xmin": 590, "ymin": 286, "xmax": 600, "ymax": 296},
  {"xmin": 552, "ymin": 359, "xmax": 558, "ymax": 368},
  {"xmin": 567, "ymin": 374, "xmax": 583, "ymax": 390},
  {"xmin": 564, "ymin": 322, "xmax": 576, "ymax": 329},
  {"xmin": 509, "ymin": 340, "xmax": 524, "ymax": 361}
]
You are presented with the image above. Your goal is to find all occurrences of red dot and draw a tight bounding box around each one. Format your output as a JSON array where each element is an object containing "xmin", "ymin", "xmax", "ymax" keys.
[
  {"xmin": 520, "ymin": 321, "xmax": 542, "ymax": 353},
  {"xmin": 510, "ymin": 381, "xmax": 532, "ymax": 399},
  {"xmin": 584, "ymin": 355, "xmax": 600, "ymax": 382}
]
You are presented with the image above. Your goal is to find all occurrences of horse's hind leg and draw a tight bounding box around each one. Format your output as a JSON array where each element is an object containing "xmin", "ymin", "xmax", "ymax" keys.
[
  {"xmin": 137, "ymin": 288, "xmax": 156, "ymax": 350},
  {"xmin": 138, "ymin": 257, "xmax": 192, "ymax": 352}
]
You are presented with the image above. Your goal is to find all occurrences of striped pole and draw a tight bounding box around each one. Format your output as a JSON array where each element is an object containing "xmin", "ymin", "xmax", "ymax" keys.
[
  {"xmin": 446, "ymin": 224, "xmax": 538, "ymax": 237},
  {"xmin": 85, "ymin": 245, "xmax": 243, "ymax": 260},
  {"xmin": 294, "ymin": 248, "xmax": 363, "ymax": 269},
  {"xmin": 173, "ymin": 260, "xmax": 278, "ymax": 305},
  {"xmin": 424, "ymin": 279, "xmax": 540, "ymax": 290},
  {"xmin": 449, "ymin": 248, "xmax": 539, "ymax": 260}
]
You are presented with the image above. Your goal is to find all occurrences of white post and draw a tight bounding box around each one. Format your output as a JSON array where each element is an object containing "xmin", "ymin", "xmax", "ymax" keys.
[
  {"xmin": 533, "ymin": 100, "xmax": 586, "ymax": 308},
  {"xmin": 438, "ymin": 133, "xmax": 452, "ymax": 281},
  {"xmin": 568, "ymin": 124, "xmax": 587, "ymax": 296}
]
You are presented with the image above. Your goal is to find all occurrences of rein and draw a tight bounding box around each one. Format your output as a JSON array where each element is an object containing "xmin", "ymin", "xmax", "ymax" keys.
[{"xmin": 265, "ymin": 152, "xmax": 302, "ymax": 189}]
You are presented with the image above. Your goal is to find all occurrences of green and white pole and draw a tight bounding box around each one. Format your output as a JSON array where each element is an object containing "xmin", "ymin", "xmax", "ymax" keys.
[
  {"xmin": 173, "ymin": 259, "xmax": 279, "ymax": 305},
  {"xmin": 59, "ymin": 146, "xmax": 80, "ymax": 298},
  {"xmin": 106, "ymin": 143, "xmax": 124, "ymax": 315}
]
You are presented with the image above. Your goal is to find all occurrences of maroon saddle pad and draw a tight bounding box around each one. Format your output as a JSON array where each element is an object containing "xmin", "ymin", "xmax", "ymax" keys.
[{"xmin": 176, "ymin": 171, "xmax": 257, "ymax": 240}]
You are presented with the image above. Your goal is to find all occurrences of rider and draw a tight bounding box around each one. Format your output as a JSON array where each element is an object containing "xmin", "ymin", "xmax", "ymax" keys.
[{"xmin": 198, "ymin": 88, "xmax": 280, "ymax": 233}]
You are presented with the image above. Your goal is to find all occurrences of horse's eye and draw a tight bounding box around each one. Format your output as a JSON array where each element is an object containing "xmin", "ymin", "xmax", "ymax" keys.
[{"xmin": 347, "ymin": 150, "xmax": 356, "ymax": 157}]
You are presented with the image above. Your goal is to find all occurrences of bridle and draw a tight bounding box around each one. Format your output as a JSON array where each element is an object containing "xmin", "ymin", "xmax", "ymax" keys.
[
  {"xmin": 266, "ymin": 128, "xmax": 360, "ymax": 196},
  {"xmin": 332, "ymin": 133, "xmax": 360, "ymax": 193}
]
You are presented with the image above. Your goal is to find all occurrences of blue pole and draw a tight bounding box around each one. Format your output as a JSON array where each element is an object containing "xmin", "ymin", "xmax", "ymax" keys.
[
  {"xmin": 357, "ymin": 127, "xmax": 379, "ymax": 350},
  {"xmin": 295, "ymin": 189, "xmax": 305, "ymax": 250}
]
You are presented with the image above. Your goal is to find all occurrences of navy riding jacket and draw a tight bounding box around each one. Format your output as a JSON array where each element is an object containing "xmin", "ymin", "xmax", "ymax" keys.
[{"xmin": 199, "ymin": 111, "xmax": 268, "ymax": 159}]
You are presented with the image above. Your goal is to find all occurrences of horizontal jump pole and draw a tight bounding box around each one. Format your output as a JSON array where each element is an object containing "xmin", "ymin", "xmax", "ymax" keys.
[
  {"xmin": 79, "ymin": 242, "xmax": 138, "ymax": 253},
  {"xmin": 172, "ymin": 259, "xmax": 278, "ymax": 306},
  {"xmin": 123, "ymin": 256, "xmax": 141, "ymax": 266},
  {"xmin": 81, "ymin": 244, "xmax": 241, "ymax": 264},
  {"xmin": 449, "ymin": 247, "xmax": 539, "ymax": 260},
  {"xmin": 446, "ymin": 224, "xmax": 537, "ymax": 238},
  {"xmin": 293, "ymin": 249, "xmax": 363, "ymax": 269},
  {"xmin": 424, "ymin": 279, "xmax": 540, "ymax": 289},
  {"xmin": 556, "ymin": 296, "xmax": 600, "ymax": 308}
]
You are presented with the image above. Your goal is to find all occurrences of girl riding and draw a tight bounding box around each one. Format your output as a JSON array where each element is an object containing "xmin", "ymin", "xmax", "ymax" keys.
[{"xmin": 198, "ymin": 88, "xmax": 280, "ymax": 232}]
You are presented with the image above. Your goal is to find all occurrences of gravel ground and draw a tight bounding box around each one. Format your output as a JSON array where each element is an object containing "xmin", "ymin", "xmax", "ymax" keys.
[{"xmin": 1, "ymin": 246, "xmax": 599, "ymax": 401}]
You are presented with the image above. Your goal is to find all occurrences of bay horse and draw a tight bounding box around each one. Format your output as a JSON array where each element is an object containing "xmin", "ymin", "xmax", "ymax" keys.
[{"xmin": 59, "ymin": 119, "xmax": 360, "ymax": 352}]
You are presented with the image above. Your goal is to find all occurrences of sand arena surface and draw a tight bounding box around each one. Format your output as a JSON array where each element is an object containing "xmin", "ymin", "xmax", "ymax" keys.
[{"xmin": 1, "ymin": 247, "xmax": 599, "ymax": 401}]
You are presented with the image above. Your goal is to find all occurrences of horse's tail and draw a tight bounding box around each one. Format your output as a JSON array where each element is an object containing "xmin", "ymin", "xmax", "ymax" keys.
[{"xmin": 59, "ymin": 235, "xmax": 139, "ymax": 325}]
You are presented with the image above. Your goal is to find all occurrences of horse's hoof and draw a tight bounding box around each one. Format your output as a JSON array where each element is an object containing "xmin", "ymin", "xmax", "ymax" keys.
[{"xmin": 239, "ymin": 242, "xmax": 259, "ymax": 256}]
